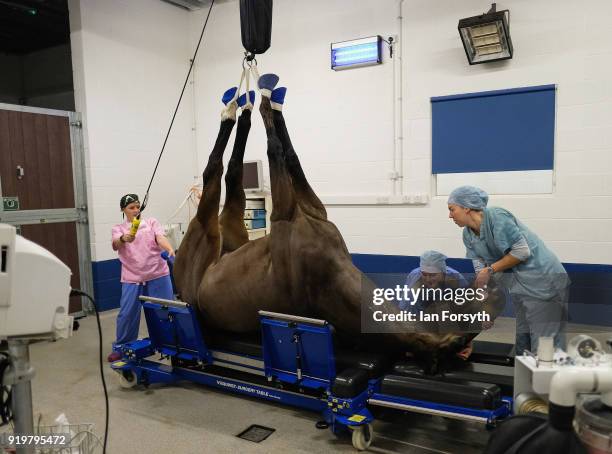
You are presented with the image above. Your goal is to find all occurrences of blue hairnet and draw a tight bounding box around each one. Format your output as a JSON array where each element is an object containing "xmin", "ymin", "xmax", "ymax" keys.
[
  {"xmin": 420, "ymin": 250, "xmax": 447, "ymax": 274},
  {"xmin": 448, "ymin": 186, "xmax": 489, "ymax": 210}
]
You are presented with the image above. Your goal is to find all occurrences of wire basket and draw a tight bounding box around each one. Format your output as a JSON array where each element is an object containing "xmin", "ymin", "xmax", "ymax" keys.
[{"xmin": 35, "ymin": 423, "xmax": 101, "ymax": 454}]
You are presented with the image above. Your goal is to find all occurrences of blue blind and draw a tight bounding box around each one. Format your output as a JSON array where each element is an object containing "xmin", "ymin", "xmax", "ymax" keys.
[{"xmin": 431, "ymin": 85, "xmax": 556, "ymax": 174}]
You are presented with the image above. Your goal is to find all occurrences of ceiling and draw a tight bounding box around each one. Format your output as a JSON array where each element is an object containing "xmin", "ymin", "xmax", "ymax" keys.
[{"xmin": 0, "ymin": 0, "xmax": 70, "ymax": 55}]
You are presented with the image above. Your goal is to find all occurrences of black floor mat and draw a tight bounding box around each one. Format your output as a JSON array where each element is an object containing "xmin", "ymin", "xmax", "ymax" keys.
[{"xmin": 237, "ymin": 424, "xmax": 275, "ymax": 443}]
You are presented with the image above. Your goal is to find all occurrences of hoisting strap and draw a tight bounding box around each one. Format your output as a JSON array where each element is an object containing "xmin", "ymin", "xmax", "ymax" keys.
[
  {"xmin": 140, "ymin": 0, "xmax": 215, "ymax": 214},
  {"xmin": 226, "ymin": 56, "xmax": 260, "ymax": 112}
]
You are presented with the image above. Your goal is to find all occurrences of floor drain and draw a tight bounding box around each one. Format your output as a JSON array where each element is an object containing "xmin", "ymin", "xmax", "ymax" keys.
[{"xmin": 237, "ymin": 424, "xmax": 276, "ymax": 443}]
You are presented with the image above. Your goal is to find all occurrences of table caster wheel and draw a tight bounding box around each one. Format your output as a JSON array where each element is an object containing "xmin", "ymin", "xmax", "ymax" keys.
[
  {"xmin": 117, "ymin": 369, "xmax": 137, "ymax": 389},
  {"xmin": 350, "ymin": 423, "xmax": 373, "ymax": 451}
]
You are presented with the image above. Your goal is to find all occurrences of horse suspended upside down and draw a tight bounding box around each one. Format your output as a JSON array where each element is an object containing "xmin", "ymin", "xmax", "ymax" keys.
[{"xmin": 173, "ymin": 76, "xmax": 507, "ymax": 374}]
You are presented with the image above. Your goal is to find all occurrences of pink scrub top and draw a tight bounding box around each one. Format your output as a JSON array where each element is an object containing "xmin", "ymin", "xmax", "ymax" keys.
[{"xmin": 111, "ymin": 217, "xmax": 169, "ymax": 284}]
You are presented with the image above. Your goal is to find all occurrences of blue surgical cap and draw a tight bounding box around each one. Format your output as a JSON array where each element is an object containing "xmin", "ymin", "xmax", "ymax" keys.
[
  {"xmin": 420, "ymin": 250, "xmax": 447, "ymax": 274},
  {"xmin": 448, "ymin": 186, "xmax": 489, "ymax": 210}
]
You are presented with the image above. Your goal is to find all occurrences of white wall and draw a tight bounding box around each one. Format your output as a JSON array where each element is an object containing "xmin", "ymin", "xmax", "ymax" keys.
[
  {"xmin": 191, "ymin": 0, "xmax": 397, "ymax": 200},
  {"xmin": 398, "ymin": 0, "xmax": 612, "ymax": 264},
  {"xmin": 188, "ymin": 0, "xmax": 612, "ymax": 265},
  {"xmin": 72, "ymin": 0, "xmax": 612, "ymax": 265},
  {"xmin": 69, "ymin": 0, "xmax": 196, "ymax": 261}
]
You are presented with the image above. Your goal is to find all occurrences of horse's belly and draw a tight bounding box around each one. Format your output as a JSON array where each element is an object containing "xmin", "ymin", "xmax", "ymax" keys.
[{"xmin": 197, "ymin": 263, "xmax": 298, "ymax": 332}]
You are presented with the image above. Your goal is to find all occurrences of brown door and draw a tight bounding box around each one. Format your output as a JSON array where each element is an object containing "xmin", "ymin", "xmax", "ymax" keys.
[
  {"xmin": 0, "ymin": 110, "xmax": 75, "ymax": 209},
  {"xmin": 0, "ymin": 109, "xmax": 82, "ymax": 312},
  {"xmin": 19, "ymin": 223, "xmax": 81, "ymax": 312}
]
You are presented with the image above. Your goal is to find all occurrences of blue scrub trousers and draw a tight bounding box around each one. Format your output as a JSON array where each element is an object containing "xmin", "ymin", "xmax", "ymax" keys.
[
  {"xmin": 113, "ymin": 274, "xmax": 174, "ymax": 349},
  {"xmin": 513, "ymin": 290, "xmax": 567, "ymax": 356}
]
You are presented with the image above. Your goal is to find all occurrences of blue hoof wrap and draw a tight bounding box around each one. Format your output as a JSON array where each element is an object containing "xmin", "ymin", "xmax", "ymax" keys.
[
  {"xmin": 258, "ymin": 74, "xmax": 279, "ymax": 93},
  {"xmin": 237, "ymin": 90, "xmax": 256, "ymax": 107},
  {"xmin": 221, "ymin": 87, "xmax": 238, "ymax": 105},
  {"xmin": 271, "ymin": 87, "xmax": 287, "ymax": 105}
]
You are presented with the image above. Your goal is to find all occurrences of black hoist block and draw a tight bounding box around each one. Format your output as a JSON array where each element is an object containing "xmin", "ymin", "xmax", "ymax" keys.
[{"xmin": 240, "ymin": 0, "xmax": 273, "ymax": 55}]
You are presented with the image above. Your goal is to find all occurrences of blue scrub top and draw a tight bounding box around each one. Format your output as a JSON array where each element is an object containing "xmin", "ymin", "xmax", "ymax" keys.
[
  {"xmin": 462, "ymin": 207, "xmax": 569, "ymax": 299},
  {"xmin": 399, "ymin": 266, "xmax": 468, "ymax": 311}
]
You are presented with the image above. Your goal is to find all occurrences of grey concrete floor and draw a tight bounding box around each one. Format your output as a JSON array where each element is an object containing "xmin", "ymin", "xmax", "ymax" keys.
[{"xmin": 4, "ymin": 311, "xmax": 611, "ymax": 454}]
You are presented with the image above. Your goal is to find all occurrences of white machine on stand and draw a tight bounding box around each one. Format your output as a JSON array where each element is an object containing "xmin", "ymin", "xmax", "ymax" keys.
[
  {"xmin": 515, "ymin": 336, "xmax": 612, "ymax": 406},
  {"xmin": 0, "ymin": 224, "xmax": 73, "ymax": 454},
  {"xmin": 514, "ymin": 336, "xmax": 612, "ymax": 453}
]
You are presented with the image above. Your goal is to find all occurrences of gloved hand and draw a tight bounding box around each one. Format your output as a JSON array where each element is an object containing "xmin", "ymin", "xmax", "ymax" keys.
[{"xmin": 161, "ymin": 250, "xmax": 175, "ymax": 265}]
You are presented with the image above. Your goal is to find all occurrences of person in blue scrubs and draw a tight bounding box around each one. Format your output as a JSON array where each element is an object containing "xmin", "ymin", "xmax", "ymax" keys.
[
  {"xmin": 448, "ymin": 185, "xmax": 569, "ymax": 355},
  {"xmin": 402, "ymin": 250, "xmax": 472, "ymax": 359},
  {"xmin": 401, "ymin": 250, "xmax": 468, "ymax": 311}
]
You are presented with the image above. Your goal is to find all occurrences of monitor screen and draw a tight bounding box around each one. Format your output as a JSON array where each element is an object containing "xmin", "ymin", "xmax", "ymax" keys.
[{"xmin": 242, "ymin": 160, "xmax": 263, "ymax": 192}]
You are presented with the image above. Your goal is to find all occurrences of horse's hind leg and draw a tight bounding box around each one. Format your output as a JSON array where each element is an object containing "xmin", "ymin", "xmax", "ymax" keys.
[
  {"xmin": 173, "ymin": 102, "xmax": 237, "ymax": 303},
  {"xmin": 259, "ymin": 95, "xmax": 296, "ymax": 224},
  {"xmin": 220, "ymin": 107, "xmax": 252, "ymax": 254},
  {"xmin": 272, "ymin": 106, "xmax": 327, "ymax": 220},
  {"xmin": 258, "ymin": 92, "xmax": 298, "ymax": 297}
]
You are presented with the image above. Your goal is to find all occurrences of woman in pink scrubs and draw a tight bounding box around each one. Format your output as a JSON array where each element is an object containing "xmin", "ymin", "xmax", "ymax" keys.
[{"xmin": 107, "ymin": 194, "xmax": 175, "ymax": 362}]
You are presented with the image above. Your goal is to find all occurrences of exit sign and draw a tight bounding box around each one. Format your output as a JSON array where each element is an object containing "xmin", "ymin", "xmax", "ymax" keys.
[{"xmin": 2, "ymin": 197, "xmax": 19, "ymax": 211}]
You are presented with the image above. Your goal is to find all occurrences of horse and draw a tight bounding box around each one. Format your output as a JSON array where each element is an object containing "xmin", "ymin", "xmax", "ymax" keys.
[{"xmin": 173, "ymin": 78, "xmax": 506, "ymax": 373}]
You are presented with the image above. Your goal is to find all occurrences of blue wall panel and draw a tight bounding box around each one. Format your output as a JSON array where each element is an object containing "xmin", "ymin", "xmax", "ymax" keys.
[
  {"xmin": 92, "ymin": 259, "xmax": 122, "ymax": 312},
  {"xmin": 351, "ymin": 254, "xmax": 612, "ymax": 327},
  {"xmin": 431, "ymin": 85, "xmax": 556, "ymax": 174},
  {"xmin": 92, "ymin": 255, "xmax": 612, "ymax": 327}
]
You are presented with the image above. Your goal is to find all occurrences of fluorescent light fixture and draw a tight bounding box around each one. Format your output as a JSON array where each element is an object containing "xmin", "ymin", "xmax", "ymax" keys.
[
  {"xmin": 331, "ymin": 36, "xmax": 382, "ymax": 70},
  {"xmin": 458, "ymin": 3, "xmax": 513, "ymax": 65}
]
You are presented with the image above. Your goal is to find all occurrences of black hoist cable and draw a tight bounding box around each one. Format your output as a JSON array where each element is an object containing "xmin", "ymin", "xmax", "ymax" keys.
[{"xmin": 140, "ymin": 0, "xmax": 215, "ymax": 214}]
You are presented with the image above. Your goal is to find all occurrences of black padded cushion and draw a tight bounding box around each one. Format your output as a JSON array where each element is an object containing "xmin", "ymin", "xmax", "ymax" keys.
[
  {"xmin": 380, "ymin": 374, "xmax": 502, "ymax": 410},
  {"xmin": 206, "ymin": 330, "xmax": 263, "ymax": 358},
  {"xmin": 392, "ymin": 361, "xmax": 514, "ymax": 396},
  {"xmin": 335, "ymin": 349, "xmax": 390, "ymax": 378},
  {"xmin": 332, "ymin": 368, "xmax": 370, "ymax": 398},
  {"xmin": 470, "ymin": 341, "xmax": 514, "ymax": 366}
]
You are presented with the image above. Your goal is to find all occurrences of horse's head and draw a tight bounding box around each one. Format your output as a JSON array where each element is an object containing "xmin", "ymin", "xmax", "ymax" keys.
[{"xmin": 401, "ymin": 332, "xmax": 472, "ymax": 375}]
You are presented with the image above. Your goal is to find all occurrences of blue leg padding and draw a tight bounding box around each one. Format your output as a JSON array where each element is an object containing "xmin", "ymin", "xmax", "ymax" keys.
[
  {"xmin": 258, "ymin": 74, "xmax": 279, "ymax": 92},
  {"xmin": 221, "ymin": 87, "xmax": 238, "ymax": 105},
  {"xmin": 237, "ymin": 90, "xmax": 256, "ymax": 107},
  {"xmin": 271, "ymin": 87, "xmax": 287, "ymax": 105}
]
